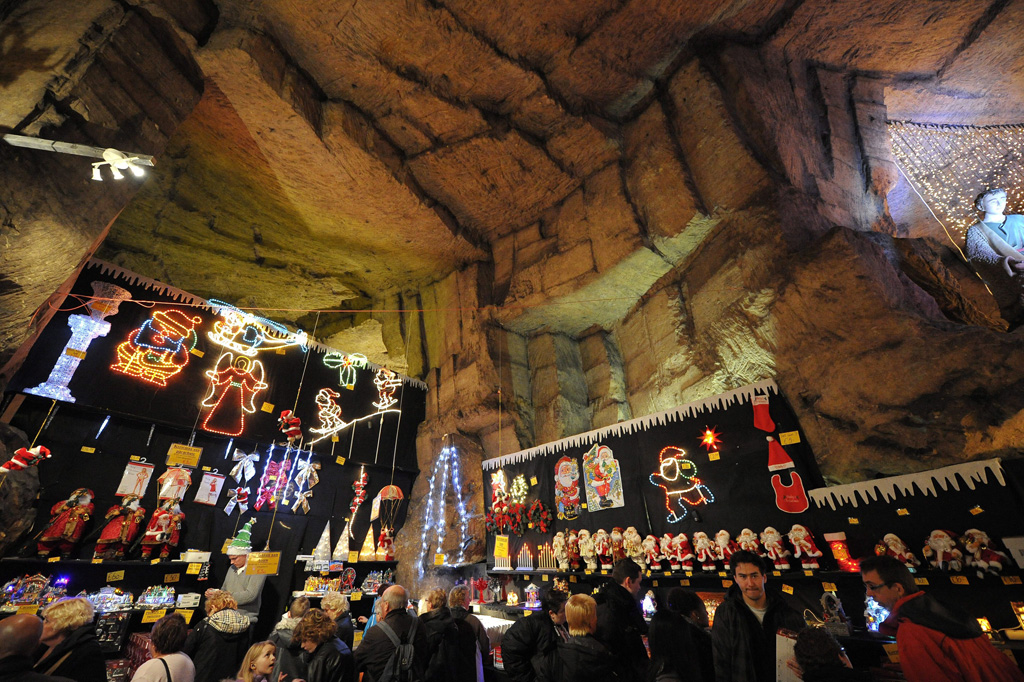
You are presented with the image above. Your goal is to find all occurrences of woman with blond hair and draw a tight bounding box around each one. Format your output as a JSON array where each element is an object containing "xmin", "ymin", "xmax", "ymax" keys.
[
  {"xmin": 183, "ymin": 590, "xmax": 251, "ymax": 682},
  {"xmin": 33, "ymin": 596, "xmax": 106, "ymax": 682},
  {"xmin": 294, "ymin": 608, "xmax": 352, "ymax": 682},
  {"xmin": 236, "ymin": 641, "xmax": 279, "ymax": 682},
  {"xmin": 540, "ymin": 594, "xmax": 617, "ymax": 682},
  {"xmin": 320, "ymin": 592, "xmax": 354, "ymax": 650}
]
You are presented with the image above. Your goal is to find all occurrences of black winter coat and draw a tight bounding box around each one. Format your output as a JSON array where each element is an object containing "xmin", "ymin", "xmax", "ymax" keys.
[
  {"xmin": 268, "ymin": 627, "xmax": 306, "ymax": 681},
  {"xmin": 183, "ymin": 610, "xmax": 252, "ymax": 682},
  {"xmin": 450, "ymin": 606, "xmax": 491, "ymax": 663},
  {"xmin": 301, "ymin": 637, "xmax": 353, "ymax": 682},
  {"xmin": 354, "ymin": 610, "xmax": 430, "ymax": 682},
  {"xmin": 710, "ymin": 585, "xmax": 805, "ymax": 682},
  {"xmin": 334, "ymin": 610, "xmax": 355, "ymax": 650},
  {"xmin": 647, "ymin": 609, "xmax": 715, "ymax": 682},
  {"xmin": 540, "ymin": 635, "xmax": 617, "ymax": 682},
  {"xmin": 594, "ymin": 582, "xmax": 649, "ymax": 682},
  {"xmin": 4, "ymin": 655, "xmax": 75, "ymax": 682},
  {"xmin": 499, "ymin": 612, "xmax": 565, "ymax": 682},
  {"xmin": 33, "ymin": 623, "xmax": 107, "ymax": 682},
  {"xmin": 419, "ymin": 607, "xmax": 477, "ymax": 682}
]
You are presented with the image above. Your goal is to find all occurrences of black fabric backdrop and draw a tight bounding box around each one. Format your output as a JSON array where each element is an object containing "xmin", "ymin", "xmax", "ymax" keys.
[{"xmin": 483, "ymin": 381, "xmax": 826, "ymax": 566}]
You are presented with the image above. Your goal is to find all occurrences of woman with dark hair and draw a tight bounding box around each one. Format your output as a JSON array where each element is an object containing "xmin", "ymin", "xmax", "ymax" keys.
[
  {"xmin": 501, "ymin": 589, "xmax": 568, "ymax": 682},
  {"xmin": 130, "ymin": 613, "xmax": 194, "ymax": 682},
  {"xmin": 183, "ymin": 589, "xmax": 252, "ymax": 682},
  {"xmin": 33, "ymin": 597, "xmax": 106, "ymax": 682},
  {"xmin": 294, "ymin": 608, "xmax": 353, "ymax": 682},
  {"xmin": 646, "ymin": 588, "xmax": 714, "ymax": 682}
]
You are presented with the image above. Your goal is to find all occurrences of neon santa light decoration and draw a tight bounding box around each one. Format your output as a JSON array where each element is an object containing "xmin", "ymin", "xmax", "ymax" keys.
[
  {"xmin": 206, "ymin": 299, "xmax": 308, "ymax": 357},
  {"xmin": 200, "ymin": 352, "xmax": 268, "ymax": 436},
  {"xmin": 111, "ymin": 309, "xmax": 202, "ymax": 385},
  {"xmin": 649, "ymin": 446, "xmax": 715, "ymax": 523}
]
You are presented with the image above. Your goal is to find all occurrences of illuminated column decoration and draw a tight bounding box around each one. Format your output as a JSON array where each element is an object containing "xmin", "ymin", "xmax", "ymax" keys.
[
  {"xmin": 111, "ymin": 309, "xmax": 202, "ymax": 385},
  {"xmin": 27, "ymin": 282, "xmax": 131, "ymax": 402},
  {"xmin": 200, "ymin": 352, "xmax": 268, "ymax": 436},
  {"xmin": 418, "ymin": 441, "xmax": 470, "ymax": 576}
]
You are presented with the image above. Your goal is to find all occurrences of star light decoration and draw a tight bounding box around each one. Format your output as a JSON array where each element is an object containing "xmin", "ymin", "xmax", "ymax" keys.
[
  {"xmin": 888, "ymin": 121, "xmax": 1024, "ymax": 238},
  {"xmin": 699, "ymin": 426, "xmax": 722, "ymax": 452}
]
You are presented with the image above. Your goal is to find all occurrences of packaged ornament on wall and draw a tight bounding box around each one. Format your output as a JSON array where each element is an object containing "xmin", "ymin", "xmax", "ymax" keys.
[
  {"xmin": 115, "ymin": 460, "xmax": 155, "ymax": 498},
  {"xmin": 582, "ymin": 444, "xmax": 624, "ymax": 511}
]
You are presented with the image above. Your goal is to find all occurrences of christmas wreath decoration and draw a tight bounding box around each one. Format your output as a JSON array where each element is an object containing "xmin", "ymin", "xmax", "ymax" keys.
[
  {"xmin": 486, "ymin": 500, "xmax": 527, "ymax": 536},
  {"xmin": 526, "ymin": 499, "xmax": 552, "ymax": 534}
]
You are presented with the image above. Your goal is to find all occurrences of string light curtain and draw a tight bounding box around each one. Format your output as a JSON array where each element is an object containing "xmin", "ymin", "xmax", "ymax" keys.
[{"xmin": 889, "ymin": 121, "xmax": 1024, "ymax": 239}]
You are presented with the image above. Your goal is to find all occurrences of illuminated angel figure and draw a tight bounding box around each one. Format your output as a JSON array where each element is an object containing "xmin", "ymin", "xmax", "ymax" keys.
[
  {"xmin": 373, "ymin": 367, "xmax": 402, "ymax": 410},
  {"xmin": 112, "ymin": 309, "xmax": 201, "ymax": 386},
  {"xmin": 649, "ymin": 446, "xmax": 714, "ymax": 523},
  {"xmin": 311, "ymin": 387, "xmax": 346, "ymax": 434},
  {"xmin": 206, "ymin": 299, "xmax": 308, "ymax": 357},
  {"xmin": 200, "ymin": 352, "xmax": 268, "ymax": 436},
  {"xmin": 323, "ymin": 352, "xmax": 368, "ymax": 389}
]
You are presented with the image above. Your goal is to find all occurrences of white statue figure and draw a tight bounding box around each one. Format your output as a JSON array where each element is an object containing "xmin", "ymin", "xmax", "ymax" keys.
[
  {"xmin": 672, "ymin": 533, "xmax": 694, "ymax": 572},
  {"xmin": 963, "ymin": 529, "xmax": 1009, "ymax": 576},
  {"xmin": 660, "ymin": 534, "xmax": 675, "ymax": 570},
  {"xmin": 693, "ymin": 531, "xmax": 717, "ymax": 572},
  {"xmin": 553, "ymin": 531, "xmax": 569, "ymax": 571},
  {"xmin": 737, "ymin": 528, "xmax": 762, "ymax": 555},
  {"xmin": 593, "ymin": 529, "xmax": 612, "ymax": 570},
  {"xmin": 761, "ymin": 526, "xmax": 791, "ymax": 570},
  {"xmin": 714, "ymin": 529, "xmax": 739, "ymax": 570},
  {"xmin": 643, "ymin": 534, "xmax": 661, "ymax": 569},
  {"xmin": 787, "ymin": 524, "xmax": 823, "ymax": 570},
  {"xmin": 579, "ymin": 529, "xmax": 598, "ymax": 571},
  {"xmin": 878, "ymin": 533, "xmax": 919, "ymax": 569},
  {"xmin": 623, "ymin": 526, "xmax": 645, "ymax": 569},
  {"xmin": 922, "ymin": 530, "xmax": 963, "ymax": 571},
  {"xmin": 965, "ymin": 188, "xmax": 1024, "ymax": 316}
]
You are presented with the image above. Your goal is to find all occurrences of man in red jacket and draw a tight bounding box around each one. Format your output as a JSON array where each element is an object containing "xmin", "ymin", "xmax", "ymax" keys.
[{"xmin": 860, "ymin": 555, "xmax": 1024, "ymax": 682}]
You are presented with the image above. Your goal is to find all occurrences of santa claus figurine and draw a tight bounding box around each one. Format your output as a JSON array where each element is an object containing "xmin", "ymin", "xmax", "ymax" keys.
[
  {"xmin": 737, "ymin": 528, "xmax": 762, "ymax": 556},
  {"xmin": 278, "ymin": 410, "xmax": 303, "ymax": 445},
  {"xmin": 579, "ymin": 529, "xmax": 597, "ymax": 571},
  {"xmin": 643, "ymin": 534, "xmax": 661, "ymax": 569},
  {"xmin": 376, "ymin": 526, "xmax": 395, "ymax": 561},
  {"xmin": 140, "ymin": 499, "xmax": 185, "ymax": 560},
  {"xmin": 875, "ymin": 533, "xmax": 920, "ymax": 570},
  {"xmin": 922, "ymin": 530, "xmax": 963, "ymax": 571},
  {"xmin": 963, "ymin": 529, "xmax": 1009, "ymax": 576},
  {"xmin": 567, "ymin": 529, "xmax": 581, "ymax": 571},
  {"xmin": 761, "ymin": 526, "xmax": 792, "ymax": 570},
  {"xmin": 788, "ymin": 524, "xmax": 823, "ymax": 570},
  {"xmin": 660, "ymin": 534, "xmax": 676, "ymax": 571},
  {"xmin": 1, "ymin": 445, "xmax": 51, "ymax": 472},
  {"xmin": 715, "ymin": 530, "xmax": 739, "ymax": 570},
  {"xmin": 38, "ymin": 488, "xmax": 94, "ymax": 558},
  {"xmin": 693, "ymin": 531, "xmax": 718, "ymax": 572},
  {"xmin": 93, "ymin": 496, "xmax": 146, "ymax": 559},
  {"xmin": 673, "ymin": 533, "xmax": 695, "ymax": 572},
  {"xmin": 610, "ymin": 527, "xmax": 626, "ymax": 563},
  {"xmin": 594, "ymin": 529, "xmax": 612, "ymax": 570},
  {"xmin": 623, "ymin": 527, "xmax": 645, "ymax": 569},
  {"xmin": 553, "ymin": 532, "xmax": 569, "ymax": 571}
]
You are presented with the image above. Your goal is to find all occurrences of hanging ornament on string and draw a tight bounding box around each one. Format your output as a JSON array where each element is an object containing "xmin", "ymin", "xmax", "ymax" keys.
[
  {"xmin": 223, "ymin": 487, "xmax": 250, "ymax": 516},
  {"xmin": 1, "ymin": 445, "xmax": 51, "ymax": 472},
  {"xmin": 230, "ymin": 449, "xmax": 259, "ymax": 484},
  {"xmin": 350, "ymin": 466, "xmax": 369, "ymax": 517},
  {"xmin": 278, "ymin": 410, "xmax": 303, "ymax": 446}
]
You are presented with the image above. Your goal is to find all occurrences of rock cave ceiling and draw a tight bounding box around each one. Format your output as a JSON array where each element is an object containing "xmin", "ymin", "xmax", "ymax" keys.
[{"xmin": 20, "ymin": 0, "xmax": 1024, "ymax": 353}]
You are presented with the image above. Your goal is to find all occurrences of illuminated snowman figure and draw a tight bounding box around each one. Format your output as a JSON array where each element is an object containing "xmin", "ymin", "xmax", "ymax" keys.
[{"xmin": 649, "ymin": 446, "xmax": 714, "ymax": 523}]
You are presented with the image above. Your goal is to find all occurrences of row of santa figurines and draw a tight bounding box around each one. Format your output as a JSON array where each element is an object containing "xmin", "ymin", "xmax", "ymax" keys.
[
  {"xmin": 29, "ymin": 488, "xmax": 188, "ymax": 562},
  {"xmin": 493, "ymin": 525, "xmax": 826, "ymax": 573}
]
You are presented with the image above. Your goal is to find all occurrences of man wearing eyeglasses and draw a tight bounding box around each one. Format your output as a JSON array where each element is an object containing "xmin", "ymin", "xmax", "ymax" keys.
[{"xmin": 860, "ymin": 555, "xmax": 1023, "ymax": 682}]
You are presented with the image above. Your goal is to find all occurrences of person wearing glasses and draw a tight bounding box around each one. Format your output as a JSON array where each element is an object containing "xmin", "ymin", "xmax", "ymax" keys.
[{"xmin": 860, "ymin": 555, "xmax": 1023, "ymax": 682}]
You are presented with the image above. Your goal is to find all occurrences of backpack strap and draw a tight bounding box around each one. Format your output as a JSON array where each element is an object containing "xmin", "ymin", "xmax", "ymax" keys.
[
  {"xmin": 377, "ymin": 620, "xmax": 402, "ymax": 647},
  {"xmin": 159, "ymin": 657, "xmax": 173, "ymax": 682}
]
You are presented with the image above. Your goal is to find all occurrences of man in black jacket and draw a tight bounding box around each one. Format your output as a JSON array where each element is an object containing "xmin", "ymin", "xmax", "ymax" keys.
[
  {"xmin": 712, "ymin": 550, "xmax": 805, "ymax": 682},
  {"xmin": 0, "ymin": 614, "xmax": 74, "ymax": 682},
  {"xmin": 500, "ymin": 589, "xmax": 568, "ymax": 682},
  {"xmin": 594, "ymin": 559, "xmax": 648, "ymax": 682},
  {"xmin": 355, "ymin": 585, "xmax": 429, "ymax": 682}
]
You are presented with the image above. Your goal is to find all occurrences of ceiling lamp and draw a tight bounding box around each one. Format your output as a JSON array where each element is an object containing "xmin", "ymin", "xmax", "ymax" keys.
[{"xmin": 2, "ymin": 133, "xmax": 155, "ymax": 182}]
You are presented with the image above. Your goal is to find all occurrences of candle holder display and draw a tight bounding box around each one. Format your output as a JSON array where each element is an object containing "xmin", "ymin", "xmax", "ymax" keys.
[
  {"xmin": 516, "ymin": 544, "xmax": 534, "ymax": 571},
  {"xmin": 537, "ymin": 543, "xmax": 556, "ymax": 571}
]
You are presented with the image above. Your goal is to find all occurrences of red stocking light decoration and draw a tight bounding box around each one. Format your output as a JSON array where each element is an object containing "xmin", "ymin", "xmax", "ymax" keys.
[{"xmin": 752, "ymin": 394, "xmax": 775, "ymax": 432}]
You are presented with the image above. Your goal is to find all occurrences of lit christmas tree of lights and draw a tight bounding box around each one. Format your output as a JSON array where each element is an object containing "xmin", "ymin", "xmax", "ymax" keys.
[{"xmin": 418, "ymin": 440, "xmax": 470, "ymax": 576}]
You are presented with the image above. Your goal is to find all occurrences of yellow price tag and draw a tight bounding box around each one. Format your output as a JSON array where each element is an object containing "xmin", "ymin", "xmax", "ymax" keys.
[
  {"xmin": 1003, "ymin": 576, "xmax": 1023, "ymax": 585},
  {"xmin": 718, "ymin": 571, "xmax": 727, "ymax": 577},
  {"xmin": 261, "ymin": 402, "xmax": 275, "ymax": 413},
  {"xmin": 336, "ymin": 455, "xmax": 345, "ymax": 465},
  {"xmin": 779, "ymin": 431, "xmax": 801, "ymax": 445},
  {"xmin": 142, "ymin": 609, "xmax": 167, "ymax": 623},
  {"xmin": 353, "ymin": 630, "xmax": 363, "ymax": 647},
  {"xmin": 246, "ymin": 551, "xmax": 281, "ymax": 576},
  {"xmin": 186, "ymin": 563, "xmax": 202, "ymax": 575},
  {"xmin": 202, "ymin": 466, "xmax": 211, "ymax": 472},
  {"xmin": 585, "ymin": 569, "xmax": 593, "ymax": 575},
  {"xmin": 773, "ymin": 571, "xmax": 781, "ymax": 577},
  {"xmin": 781, "ymin": 584, "xmax": 794, "ymax": 594},
  {"xmin": 130, "ymin": 455, "xmax": 141, "ymax": 462},
  {"xmin": 653, "ymin": 580, "xmax": 659, "ymax": 587},
  {"xmin": 950, "ymin": 575, "xmax": 969, "ymax": 585},
  {"xmin": 581, "ymin": 503, "xmax": 587, "ymax": 509},
  {"xmin": 65, "ymin": 348, "xmax": 87, "ymax": 359},
  {"xmin": 822, "ymin": 582, "xmax": 837, "ymax": 592},
  {"xmin": 92, "ymin": 558, "xmax": 103, "ymax": 564},
  {"xmin": 664, "ymin": 571, "xmax": 672, "ymax": 576},
  {"xmin": 679, "ymin": 579, "xmax": 690, "ymax": 586},
  {"xmin": 722, "ymin": 580, "xmax": 734, "ymax": 588},
  {"xmin": 804, "ymin": 570, "xmax": 814, "ymax": 576},
  {"xmin": 708, "ymin": 452, "xmax": 720, "ymax": 461},
  {"xmin": 166, "ymin": 443, "xmax": 203, "ymax": 467},
  {"xmin": 164, "ymin": 573, "xmax": 180, "ymax": 583},
  {"xmin": 151, "ymin": 558, "xmax": 162, "ymax": 565},
  {"xmin": 914, "ymin": 577, "xmax": 929, "ymax": 586},
  {"xmin": 601, "ymin": 570, "xmax": 608, "ymax": 575},
  {"xmin": 222, "ymin": 539, "xmax": 232, "ymax": 554},
  {"xmin": 494, "ymin": 535, "xmax": 509, "ymax": 559},
  {"xmin": 80, "ymin": 446, "xmax": 96, "ymax": 453},
  {"xmin": 530, "ymin": 476, "xmax": 538, "ymax": 486},
  {"xmin": 190, "ymin": 348, "xmax": 204, "ymax": 357},
  {"xmin": 107, "ymin": 570, "xmax": 125, "ymax": 582},
  {"xmin": 351, "ymin": 591, "xmax": 362, "ymax": 601},
  {"xmin": 970, "ymin": 506, "xmax": 984, "ymax": 515},
  {"xmin": 48, "ymin": 556, "xmax": 60, "ymax": 563},
  {"xmin": 570, "ymin": 575, "xmax": 577, "ymax": 583},
  {"xmin": 348, "ymin": 551, "xmax": 359, "ymax": 563},
  {"xmin": 175, "ymin": 609, "xmax": 194, "ymax": 624},
  {"xmin": 896, "ymin": 508, "xmax": 909, "ymax": 516},
  {"xmin": 332, "ymin": 435, "xmax": 340, "ymax": 443},
  {"xmin": 276, "ymin": 348, "xmax": 287, "ymax": 355},
  {"xmin": 434, "ymin": 553, "xmax": 445, "ymax": 566},
  {"xmin": 542, "ymin": 574, "xmax": 549, "ymax": 581},
  {"xmin": 16, "ymin": 604, "xmax": 39, "ymax": 615},
  {"xmin": 848, "ymin": 517, "xmax": 859, "ymax": 525},
  {"xmin": 883, "ymin": 643, "xmax": 900, "ymax": 663}
]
